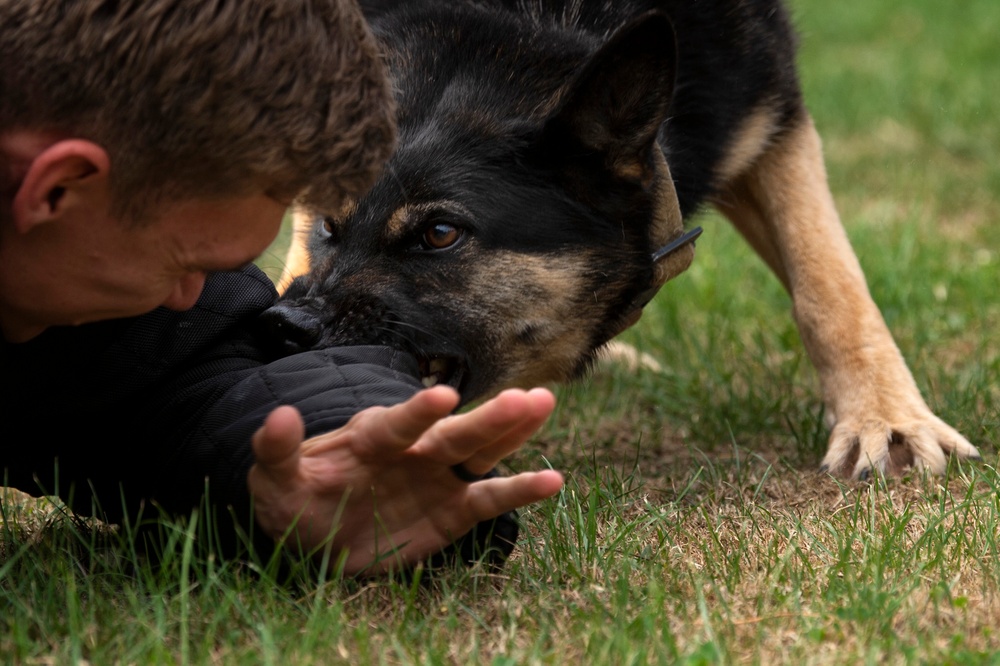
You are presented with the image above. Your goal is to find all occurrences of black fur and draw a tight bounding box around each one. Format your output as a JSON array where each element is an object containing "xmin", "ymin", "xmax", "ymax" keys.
[
  {"xmin": 361, "ymin": 0, "xmax": 804, "ymax": 217},
  {"xmin": 262, "ymin": 0, "xmax": 809, "ymax": 402}
]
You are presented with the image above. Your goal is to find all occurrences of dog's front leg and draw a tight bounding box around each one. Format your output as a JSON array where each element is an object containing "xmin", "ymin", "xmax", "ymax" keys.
[{"xmin": 713, "ymin": 113, "xmax": 980, "ymax": 478}]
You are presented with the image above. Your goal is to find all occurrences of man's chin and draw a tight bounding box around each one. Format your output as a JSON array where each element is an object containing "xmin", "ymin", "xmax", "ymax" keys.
[{"xmin": 0, "ymin": 319, "xmax": 47, "ymax": 343}]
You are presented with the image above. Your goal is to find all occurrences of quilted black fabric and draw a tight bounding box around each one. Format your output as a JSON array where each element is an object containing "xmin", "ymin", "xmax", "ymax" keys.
[{"xmin": 0, "ymin": 265, "xmax": 518, "ymax": 567}]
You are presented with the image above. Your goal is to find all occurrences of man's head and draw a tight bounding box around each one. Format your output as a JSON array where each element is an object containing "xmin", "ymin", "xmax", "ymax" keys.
[
  {"xmin": 0, "ymin": 0, "xmax": 396, "ymax": 341},
  {"xmin": 0, "ymin": 0, "xmax": 396, "ymax": 218}
]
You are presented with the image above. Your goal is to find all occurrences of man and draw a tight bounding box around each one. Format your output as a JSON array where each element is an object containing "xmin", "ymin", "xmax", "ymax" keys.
[{"xmin": 0, "ymin": 0, "xmax": 563, "ymax": 574}]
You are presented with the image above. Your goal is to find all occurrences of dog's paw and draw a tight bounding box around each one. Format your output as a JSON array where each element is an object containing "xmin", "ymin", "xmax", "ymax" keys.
[
  {"xmin": 598, "ymin": 340, "xmax": 664, "ymax": 373},
  {"xmin": 819, "ymin": 410, "xmax": 981, "ymax": 479}
]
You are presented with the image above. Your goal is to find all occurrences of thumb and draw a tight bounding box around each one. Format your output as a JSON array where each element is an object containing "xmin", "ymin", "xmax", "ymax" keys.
[{"xmin": 251, "ymin": 405, "xmax": 306, "ymax": 484}]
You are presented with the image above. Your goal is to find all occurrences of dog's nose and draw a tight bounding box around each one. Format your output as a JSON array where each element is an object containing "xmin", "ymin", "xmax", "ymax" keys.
[{"xmin": 257, "ymin": 303, "xmax": 322, "ymax": 354}]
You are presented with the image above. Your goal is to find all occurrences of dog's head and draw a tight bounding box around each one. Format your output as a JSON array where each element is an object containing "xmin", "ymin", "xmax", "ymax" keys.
[{"xmin": 261, "ymin": 11, "xmax": 694, "ymax": 401}]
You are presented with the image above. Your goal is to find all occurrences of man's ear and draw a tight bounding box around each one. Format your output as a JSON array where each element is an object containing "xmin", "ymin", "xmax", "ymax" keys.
[{"xmin": 10, "ymin": 139, "xmax": 111, "ymax": 233}]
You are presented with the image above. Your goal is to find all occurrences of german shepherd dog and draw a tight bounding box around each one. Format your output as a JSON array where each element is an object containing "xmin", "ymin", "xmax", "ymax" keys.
[{"xmin": 262, "ymin": 0, "xmax": 980, "ymax": 479}]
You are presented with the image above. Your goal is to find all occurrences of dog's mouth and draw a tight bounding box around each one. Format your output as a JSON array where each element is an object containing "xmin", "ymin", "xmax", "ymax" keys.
[{"xmin": 417, "ymin": 354, "xmax": 467, "ymax": 392}]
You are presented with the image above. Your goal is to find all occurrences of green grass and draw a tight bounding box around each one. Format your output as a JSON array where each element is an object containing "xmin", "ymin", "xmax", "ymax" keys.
[{"xmin": 3, "ymin": 0, "xmax": 999, "ymax": 662}]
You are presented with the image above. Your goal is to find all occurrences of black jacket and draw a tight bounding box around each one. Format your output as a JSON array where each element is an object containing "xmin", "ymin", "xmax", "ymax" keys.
[{"xmin": 1, "ymin": 265, "xmax": 423, "ymax": 553}]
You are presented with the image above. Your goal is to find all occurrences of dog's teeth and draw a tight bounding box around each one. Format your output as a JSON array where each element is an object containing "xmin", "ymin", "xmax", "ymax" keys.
[{"xmin": 422, "ymin": 375, "xmax": 438, "ymax": 388}]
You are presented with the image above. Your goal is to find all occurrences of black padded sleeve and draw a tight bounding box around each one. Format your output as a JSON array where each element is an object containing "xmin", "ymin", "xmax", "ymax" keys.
[{"xmin": 0, "ymin": 265, "xmax": 422, "ymax": 556}]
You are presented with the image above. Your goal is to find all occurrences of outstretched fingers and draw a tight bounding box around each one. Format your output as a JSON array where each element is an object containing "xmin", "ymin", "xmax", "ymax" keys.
[
  {"xmin": 463, "ymin": 470, "xmax": 565, "ymax": 524},
  {"xmin": 411, "ymin": 388, "xmax": 557, "ymax": 473},
  {"xmin": 349, "ymin": 386, "xmax": 462, "ymax": 458}
]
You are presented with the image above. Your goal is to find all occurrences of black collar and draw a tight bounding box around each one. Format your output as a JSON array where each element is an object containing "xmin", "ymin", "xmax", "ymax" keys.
[{"xmin": 627, "ymin": 226, "xmax": 703, "ymax": 313}]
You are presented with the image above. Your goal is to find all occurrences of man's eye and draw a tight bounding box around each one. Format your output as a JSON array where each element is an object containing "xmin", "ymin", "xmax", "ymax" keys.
[{"xmin": 420, "ymin": 223, "xmax": 464, "ymax": 251}]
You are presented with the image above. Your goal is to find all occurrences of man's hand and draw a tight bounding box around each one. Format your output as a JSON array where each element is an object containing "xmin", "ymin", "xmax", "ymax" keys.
[{"xmin": 247, "ymin": 386, "xmax": 564, "ymax": 575}]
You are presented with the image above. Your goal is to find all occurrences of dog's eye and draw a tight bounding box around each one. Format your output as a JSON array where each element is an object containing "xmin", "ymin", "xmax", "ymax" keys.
[
  {"xmin": 419, "ymin": 223, "xmax": 464, "ymax": 251},
  {"xmin": 317, "ymin": 216, "xmax": 336, "ymax": 240}
]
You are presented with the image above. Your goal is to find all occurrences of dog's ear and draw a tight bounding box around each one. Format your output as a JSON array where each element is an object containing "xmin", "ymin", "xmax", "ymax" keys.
[{"xmin": 540, "ymin": 11, "xmax": 677, "ymax": 181}]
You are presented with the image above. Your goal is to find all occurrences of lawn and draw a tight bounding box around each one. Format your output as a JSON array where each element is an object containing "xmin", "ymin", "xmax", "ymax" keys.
[{"xmin": 3, "ymin": 0, "xmax": 999, "ymax": 663}]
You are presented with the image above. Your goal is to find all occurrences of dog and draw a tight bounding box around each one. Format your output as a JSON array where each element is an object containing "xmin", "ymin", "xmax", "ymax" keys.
[{"xmin": 261, "ymin": 0, "xmax": 981, "ymax": 479}]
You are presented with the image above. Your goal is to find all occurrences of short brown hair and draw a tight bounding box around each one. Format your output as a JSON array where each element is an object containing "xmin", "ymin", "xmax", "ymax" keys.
[{"xmin": 0, "ymin": 0, "xmax": 395, "ymax": 220}]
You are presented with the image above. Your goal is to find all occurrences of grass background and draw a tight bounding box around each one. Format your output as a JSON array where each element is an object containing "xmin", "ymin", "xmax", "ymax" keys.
[{"xmin": 3, "ymin": 0, "xmax": 999, "ymax": 662}]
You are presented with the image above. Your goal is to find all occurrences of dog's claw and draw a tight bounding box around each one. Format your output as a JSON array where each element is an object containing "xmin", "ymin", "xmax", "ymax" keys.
[{"xmin": 819, "ymin": 409, "xmax": 977, "ymax": 480}]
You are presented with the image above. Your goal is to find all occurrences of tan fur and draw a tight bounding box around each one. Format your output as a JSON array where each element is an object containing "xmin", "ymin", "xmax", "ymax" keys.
[
  {"xmin": 713, "ymin": 114, "xmax": 980, "ymax": 476},
  {"xmin": 648, "ymin": 150, "xmax": 694, "ymax": 290},
  {"xmin": 276, "ymin": 209, "xmax": 315, "ymax": 293},
  {"xmin": 715, "ymin": 107, "xmax": 779, "ymax": 185},
  {"xmin": 602, "ymin": 149, "xmax": 692, "ymax": 342},
  {"xmin": 464, "ymin": 250, "xmax": 598, "ymax": 388},
  {"xmin": 384, "ymin": 206, "xmax": 411, "ymax": 241}
]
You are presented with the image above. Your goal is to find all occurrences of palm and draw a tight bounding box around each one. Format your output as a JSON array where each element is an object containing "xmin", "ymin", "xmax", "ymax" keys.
[{"xmin": 247, "ymin": 386, "xmax": 563, "ymax": 574}]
